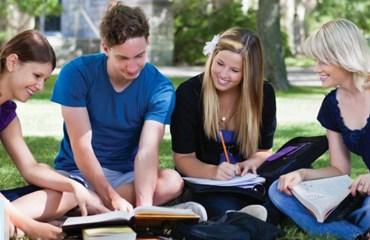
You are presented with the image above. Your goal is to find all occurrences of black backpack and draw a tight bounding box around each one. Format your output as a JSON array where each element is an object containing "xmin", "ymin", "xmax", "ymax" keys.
[
  {"xmin": 171, "ymin": 211, "xmax": 281, "ymax": 240},
  {"xmin": 258, "ymin": 135, "xmax": 328, "ymax": 188}
]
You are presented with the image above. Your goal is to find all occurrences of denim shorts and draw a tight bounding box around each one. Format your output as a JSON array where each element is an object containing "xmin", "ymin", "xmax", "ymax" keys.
[{"xmin": 58, "ymin": 168, "xmax": 135, "ymax": 191}]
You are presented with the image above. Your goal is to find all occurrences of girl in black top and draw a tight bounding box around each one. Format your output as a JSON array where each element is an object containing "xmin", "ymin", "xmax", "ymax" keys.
[{"xmin": 171, "ymin": 27, "xmax": 276, "ymax": 217}]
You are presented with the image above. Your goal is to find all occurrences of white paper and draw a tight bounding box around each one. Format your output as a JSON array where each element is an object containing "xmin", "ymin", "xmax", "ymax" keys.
[
  {"xmin": 63, "ymin": 211, "xmax": 133, "ymax": 227},
  {"xmin": 183, "ymin": 173, "xmax": 265, "ymax": 188}
]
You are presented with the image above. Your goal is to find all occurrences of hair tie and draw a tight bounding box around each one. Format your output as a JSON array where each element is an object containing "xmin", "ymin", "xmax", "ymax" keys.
[{"xmin": 203, "ymin": 35, "xmax": 220, "ymax": 56}]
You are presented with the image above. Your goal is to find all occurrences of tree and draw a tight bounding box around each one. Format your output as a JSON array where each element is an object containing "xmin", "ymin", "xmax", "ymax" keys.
[
  {"xmin": 281, "ymin": 0, "xmax": 317, "ymax": 56},
  {"xmin": 257, "ymin": 0, "xmax": 289, "ymax": 90},
  {"xmin": 310, "ymin": 0, "xmax": 370, "ymax": 34},
  {"xmin": 172, "ymin": 0, "xmax": 256, "ymax": 65},
  {"xmin": 0, "ymin": 0, "xmax": 61, "ymax": 43}
]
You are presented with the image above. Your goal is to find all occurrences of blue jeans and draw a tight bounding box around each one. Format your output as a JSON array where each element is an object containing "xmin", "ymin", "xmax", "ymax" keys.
[{"xmin": 268, "ymin": 180, "xmax": 370, "ymax": 240}]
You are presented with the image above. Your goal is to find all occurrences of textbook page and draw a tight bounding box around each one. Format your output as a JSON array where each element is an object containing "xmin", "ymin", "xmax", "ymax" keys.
[
  {"xmin": 292, "ymin": 175, "xmax": 352, "ymax": 223},
  {"xmin": 63, "ymin": 211, "xmax": 133, "ymax": 227},
  {"xmin": 63, "ymin": 205, "xmax": 199, "ymax": 229},
  {"xmin": 134, "ymin": 205, "xmax": 197, "ymax": 216},
  {"xmin": 183, "ymin": 173, "xmax": 265, "ymax": 188}
]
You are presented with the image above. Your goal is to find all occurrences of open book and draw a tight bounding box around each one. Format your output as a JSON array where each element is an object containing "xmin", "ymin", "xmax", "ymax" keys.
[
  {"xmin": 183, "ymin": 173, "xmax": 265, "ymax": 189},
  {"xmin": 292, "ymin": 175, "xmax": 352, "ymax": 223},
  {"xmin": 62, "ymin": 205, "xmax": 200, "ymax": 234},
  {"xmin": 83, "ymin": 226, "xmax": 136, "ymax": 240}
]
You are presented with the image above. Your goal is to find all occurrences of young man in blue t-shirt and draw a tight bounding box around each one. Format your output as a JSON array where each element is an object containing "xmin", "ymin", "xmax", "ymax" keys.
[{"xmin": 51, "ymin": 3, "xmax": 183, "ymax": 212}]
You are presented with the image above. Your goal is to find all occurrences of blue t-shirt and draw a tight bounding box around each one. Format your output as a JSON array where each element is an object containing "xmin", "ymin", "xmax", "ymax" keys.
[
  {"xmin": 317, "ymin": 89, "xmax": 370, "ymax": 169},
  {"xmin": 51, "ymin": 53, "xmax": 175, "ymax": 173}
]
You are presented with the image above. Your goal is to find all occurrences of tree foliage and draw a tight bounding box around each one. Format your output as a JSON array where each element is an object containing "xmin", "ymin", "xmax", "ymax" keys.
[
  {"xmin": 310, "ymin": 0, "xmax": 370, "ymax": 34},
  {"xmin": 0, "ymin": 0, "xmax": 61, "ymax": 43},
  {"xmin": 10, "ymin": 0, "xmax": 61, "ymax": 16},
  {"xmin": 172, "ymin": 0, "xmax": 256, "ymax": 65}
]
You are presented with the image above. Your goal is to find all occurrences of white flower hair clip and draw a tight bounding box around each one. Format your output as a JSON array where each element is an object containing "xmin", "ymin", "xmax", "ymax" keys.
[{"xmin": 202, "ymin": 35, "xmax": 220, "ymax": 56}]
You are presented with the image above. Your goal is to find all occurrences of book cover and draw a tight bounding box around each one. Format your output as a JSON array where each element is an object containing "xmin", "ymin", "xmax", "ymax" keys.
[
  {"xmin": 292, "ymin": 175, "xmax": 352, "ymax": 223},
  {"xmin": 83, "ymin": 226, "xmax": 136, "ymax": 240}
]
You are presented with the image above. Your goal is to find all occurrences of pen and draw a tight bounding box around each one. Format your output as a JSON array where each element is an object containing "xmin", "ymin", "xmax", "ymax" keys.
[{"xmin": 219, "ymin": 130, "xmax": 230, "ymax": 163}]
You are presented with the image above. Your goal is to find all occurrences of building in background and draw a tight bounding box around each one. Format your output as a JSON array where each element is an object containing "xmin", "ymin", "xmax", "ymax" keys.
[{"xmin": 38, "ymin": 0, "xmax": 174, "ymax": 66}]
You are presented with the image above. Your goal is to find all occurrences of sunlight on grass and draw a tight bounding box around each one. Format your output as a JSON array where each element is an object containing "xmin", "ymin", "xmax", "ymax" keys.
[
  {"xmin": 32, "ymin": 75, "xmax": 57, "ymax": 100},
  {"xmin": 276, "ymin": 85, "xmax": 330, "ymax": 98},
  {"xmin": 285, "ymin": 55, "xmax": 315, "ymax": 68}
]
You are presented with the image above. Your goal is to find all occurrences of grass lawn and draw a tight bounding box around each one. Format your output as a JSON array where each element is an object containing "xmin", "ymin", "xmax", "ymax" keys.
[{"xmin": 3, "ymin": 76, "xmax": 368, "ymax": 239}]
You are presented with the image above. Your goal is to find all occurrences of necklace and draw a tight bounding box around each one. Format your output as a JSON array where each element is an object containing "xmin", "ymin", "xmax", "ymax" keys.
[{"xmin": 220, "ymin": 108, "xmax": 237, "ymax": 129}]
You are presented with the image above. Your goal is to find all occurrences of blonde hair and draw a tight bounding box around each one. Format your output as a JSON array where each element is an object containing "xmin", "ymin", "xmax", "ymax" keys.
[
  {"xmin": 303, "ymin": 19, "xmax": 370, "ymax": 90},
  {"xmin": 202, "ymin": 27, "xmax": 264, "ymax": 158}
]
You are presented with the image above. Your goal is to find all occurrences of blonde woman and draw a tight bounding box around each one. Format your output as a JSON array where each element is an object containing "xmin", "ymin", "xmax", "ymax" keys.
[
  {"xmin": 269, "ymin": 19, "xmax": 370, "ymax": 240},
  {"xmin": 171, "ymin": 27, "xmax": 277, "ymax": 218}
]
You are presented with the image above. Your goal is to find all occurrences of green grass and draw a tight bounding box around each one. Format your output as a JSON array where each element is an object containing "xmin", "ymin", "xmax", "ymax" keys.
[
  {"xmin": 276, "ymin": 85, "xmax": 330, "ymax": 98},
  {"xmin": 1, "ymin": 123, "xmax": 367, "ymax": 240},
  {"xmin": 170, "ymin": 77, "xmax": 186, "ymax": 89},
  {"xmin": 32, "ymin": 75, "xmax": 57, "ymax": 100},
  {"xmin": 285, "ymin": 55, "xmax": 315, "ymax": 68}
]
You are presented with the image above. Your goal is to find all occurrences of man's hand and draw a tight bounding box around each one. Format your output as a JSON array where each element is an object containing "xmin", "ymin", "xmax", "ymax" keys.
[
  {"xmin": 111, "ymin": 196, "xmax": 134, "ymax": 212},
  {"xmin": 71, "ymin": 182, "xmax": 110, "ymax": 215}
]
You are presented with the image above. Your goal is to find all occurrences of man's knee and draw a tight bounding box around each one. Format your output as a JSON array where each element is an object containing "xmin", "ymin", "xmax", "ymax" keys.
[{"xmin": 158, "ymin": 169, "xmax": 184, "ymax": 195}]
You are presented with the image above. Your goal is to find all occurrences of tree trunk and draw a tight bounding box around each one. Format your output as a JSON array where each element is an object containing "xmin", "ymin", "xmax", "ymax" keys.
[{"xmin": 257, "ymin": 0, "xmax": 289, "ymax": 90}]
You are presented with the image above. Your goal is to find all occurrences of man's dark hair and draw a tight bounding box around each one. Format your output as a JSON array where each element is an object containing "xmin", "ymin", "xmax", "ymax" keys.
[{"xmin": 100, "ymin": 2, "xmax": 149, "ymax": 47}]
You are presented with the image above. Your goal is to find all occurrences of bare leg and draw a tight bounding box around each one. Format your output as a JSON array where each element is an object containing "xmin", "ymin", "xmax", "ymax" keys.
[
  {"xmin": 152, "ymin": 169, "xmax": 183, "ymax": 205},
  {"xmin": 115, "ymin": 169, "xmax": 183, "ymax": 206},
  {"xmin": 11, "ymin": 189, "xmax": 77, "ymax": 221},
  {"xmin": 114, "ymin": 183, "xmax": 136, "ymax": 205}
]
